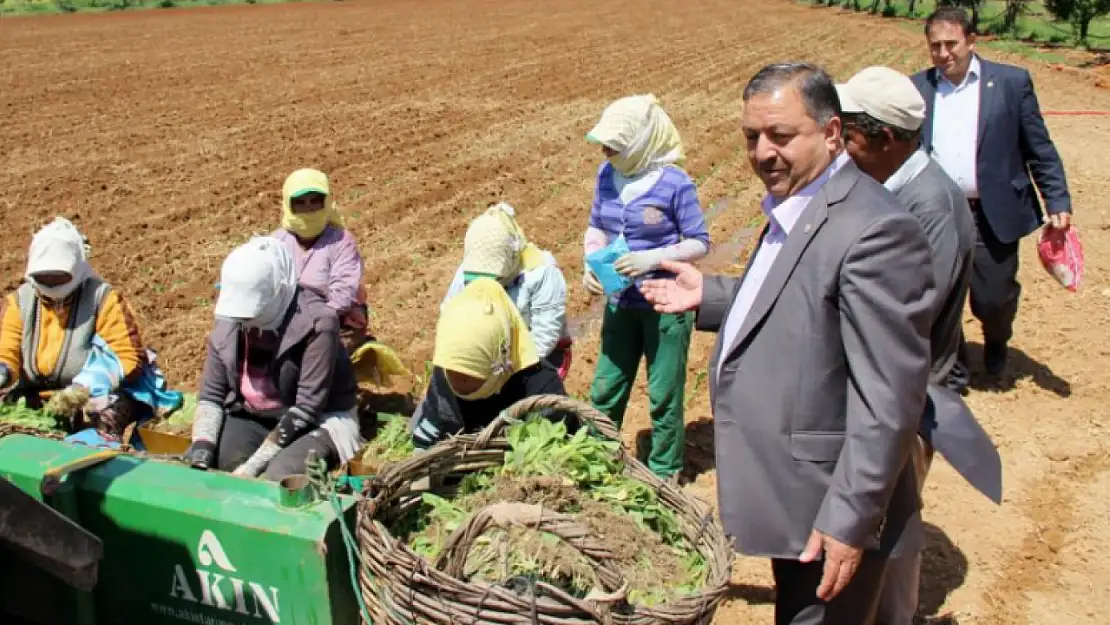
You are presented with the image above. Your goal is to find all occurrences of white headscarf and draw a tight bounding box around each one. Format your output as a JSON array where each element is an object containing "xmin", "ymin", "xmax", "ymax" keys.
[
  {"xmin": 214, "ymin": 236, "xmax": 299, "ymax": 331},
  {"xmin": 586, "ymin": 94, "xmax": 684, "ymax": 177},
  {"xmin": 25, "ymin": 217, "xmax": 93, "ymax": 301}
]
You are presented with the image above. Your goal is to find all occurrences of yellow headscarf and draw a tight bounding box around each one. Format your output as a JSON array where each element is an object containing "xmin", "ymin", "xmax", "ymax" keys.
[
  {"xmin": 432, "ymin": 277, "xmax": 539, "ymax": 400},
  {"xmin": 461, "ymin": 203, "xmax": 548, "ymax": 281},
  {"xmin": 586, "ymin": 94, "xmax": 685, "ymax": 177},
  {"xmin": 281, "ymin": 168, "xmax": 346, "ymax": 240}
]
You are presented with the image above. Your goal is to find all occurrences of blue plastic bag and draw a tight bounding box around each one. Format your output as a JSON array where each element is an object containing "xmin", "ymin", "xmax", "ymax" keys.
[
  {"xmin": 585, "ymin": 234, "xmax": 633, "ymax": 297},
  {"xmin": 65, "ymin": 427, "xmax": 147, "ymax": 450}
]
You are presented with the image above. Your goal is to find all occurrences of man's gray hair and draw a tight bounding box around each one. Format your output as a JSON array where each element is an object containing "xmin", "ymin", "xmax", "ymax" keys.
[{"xmin": 742, "ymin": 62, "xmax": 841, "ymax": 125}]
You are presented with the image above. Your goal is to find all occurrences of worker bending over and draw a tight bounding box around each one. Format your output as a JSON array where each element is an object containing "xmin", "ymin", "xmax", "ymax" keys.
[
  {"xmin": 0, "ymin": 217, "xmax": 179, "ymax": 441},
  {"xmin": 412, "ymin": 277, "xmax": 575, "ymax": 449},
  {"xmin": 186, "ymin": 236, "xmax": 362, "ymax": 480},
  {"xmin": 442, "ymin": 202, "xmax": 573, "ymax": 378}
]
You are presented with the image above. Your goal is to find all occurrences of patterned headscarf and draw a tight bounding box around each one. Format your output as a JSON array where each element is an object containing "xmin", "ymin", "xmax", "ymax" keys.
[
  {"xmin": 461, "ymin": 203, "xmax": 548, "ymax": 282},
  {"xmin": 586, "ymin": 94, "xmax": 684, "ymax": 177}
]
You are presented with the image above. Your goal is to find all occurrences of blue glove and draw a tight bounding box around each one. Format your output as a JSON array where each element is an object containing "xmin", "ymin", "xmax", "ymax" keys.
[{"xmin": 0, "ymin": 364, "xmax": 9, "ymax": 389}]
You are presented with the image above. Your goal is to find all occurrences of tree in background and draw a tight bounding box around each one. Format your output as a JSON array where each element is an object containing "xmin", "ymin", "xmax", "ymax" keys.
[
  {"xmin": 1002, "ymin": 0, "xmax": 1032, "ymax": 34},
  {"xmin": 938, "ymin": 0, "xmax": 985, "ymax": 31},
  {"xmin": 1046, "ymin": 0, "xmax": 1110, "ymax": 45},
  {"xmin": 869, "ymin": 0, "xmax": 896, "ymax": 15}
]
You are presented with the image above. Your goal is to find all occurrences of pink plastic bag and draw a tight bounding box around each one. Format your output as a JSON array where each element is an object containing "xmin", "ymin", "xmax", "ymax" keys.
[{"xmin": 1037, "ymin": 226, "xmax": 1084, "ymax": 292}]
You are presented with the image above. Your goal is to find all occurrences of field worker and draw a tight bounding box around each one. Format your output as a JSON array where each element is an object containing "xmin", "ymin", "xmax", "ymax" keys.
[
  {"xmin": 912, "ymin": 7, "xmax": 1073, "ymax": 384},
  {"xmin": 185, "ymin": 236, "xmax": 361, "ymax": 481},
  {"xmin": 442, "ymin": 202, "xmax": 573, "ymax": 379},
  {"xmin": 838, "ymin": 66, "xmax": 995, "ymax": 625},
  {"xmin": 270, "ymin": 168, "xmax": 372, "ymax": 353},
  {"xmin": 0, "ymin": 217, "xmax": 180, "ymax": 442},
  {"xmin": 410, "ymin": 277, "xmax": 573, "ymax": 450},
  {"xmin": 581, "ymin": 94, "xmax": 710, "ymax": 482}
]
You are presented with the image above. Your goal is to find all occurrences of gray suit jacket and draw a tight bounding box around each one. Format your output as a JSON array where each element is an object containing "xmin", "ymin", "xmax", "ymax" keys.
[
  {"xmin": 699, "ymin": 160, "xmax": 935, "ymax": 559},
  {"xmin": 896, "ymin": 159, "xmax": 975, "ymax": 385},
  {"xmin": 897, "ymin": 161, "xmax": 1004, "ymax": 504}
]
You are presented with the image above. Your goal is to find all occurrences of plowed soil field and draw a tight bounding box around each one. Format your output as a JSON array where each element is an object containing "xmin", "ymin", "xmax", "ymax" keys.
[{"xmin": 2, "ymin": 0, "xmax": 1109, "ymax": 623}]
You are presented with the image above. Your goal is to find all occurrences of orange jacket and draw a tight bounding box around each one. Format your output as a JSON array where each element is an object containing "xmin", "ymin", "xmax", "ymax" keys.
[{"xmin": 0, "ymin": 287, "xmax": 145, "ymax": 386}]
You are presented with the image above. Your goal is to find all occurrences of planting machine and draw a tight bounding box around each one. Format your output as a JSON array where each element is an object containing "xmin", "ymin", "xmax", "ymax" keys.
[{"xmin": 0, "ymin": 430, "xmax": 367, "ymax": 625}]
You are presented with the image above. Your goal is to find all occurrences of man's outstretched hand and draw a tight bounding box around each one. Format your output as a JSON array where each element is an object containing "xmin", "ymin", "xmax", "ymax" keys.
[{"xmin": 640, "ymin": 260, "xmax": 704, "ymax": 313}]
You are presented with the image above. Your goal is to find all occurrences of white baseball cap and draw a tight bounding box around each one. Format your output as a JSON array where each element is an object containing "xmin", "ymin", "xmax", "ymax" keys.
[{"xmin": 836, "ymin": 66, "xmax": 926, "ymax": 132}]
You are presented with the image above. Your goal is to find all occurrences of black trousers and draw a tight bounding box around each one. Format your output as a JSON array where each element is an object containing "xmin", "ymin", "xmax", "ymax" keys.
[
  {"xmin": 772, "ymin": 554, "xmax": 888, "ymax": 625},
  {"xmin": 968, "ymin": 204, "xmax": 1022, "ymax": 343},
  {"xmin": 952, "ymin": 203, "xmax": 1021, "ymax": 383},
  {"xmin": 216, "ymin": 412, "xmax": 339, "ymax": 481}
]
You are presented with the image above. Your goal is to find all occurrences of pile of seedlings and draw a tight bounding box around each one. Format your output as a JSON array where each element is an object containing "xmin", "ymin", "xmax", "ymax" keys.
[
  {"xmin": 388, "ymin": 417, "xmax": 708, "ymax": 606},
  {"xmin": 352, "ymin": 413, "xmax": 415, "ymax": 474},
  {"xmin": 0, "ymin": 398, "xmax": 66, "ymax": 435},
  {"xmin": 143, "ymin": 392, "xmax": 195, "ymax": 436}
]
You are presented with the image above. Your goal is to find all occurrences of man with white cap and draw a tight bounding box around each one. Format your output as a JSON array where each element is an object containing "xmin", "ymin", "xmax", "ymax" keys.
[
  {"xmin": 837, "ymin": 66, "xmax": 979, "ymax": 625},
  {"xmin": 838, "ymin": 66, "xmax": 976, "ymax": 395}
]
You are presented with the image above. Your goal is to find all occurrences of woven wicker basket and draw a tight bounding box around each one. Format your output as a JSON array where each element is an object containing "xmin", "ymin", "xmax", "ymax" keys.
[
  {"xmin": 356, "ymin": 394, "xmax": 732, "ymax": 625},
  {"xmin": 0, "ymin": 422, "xmax": 65, "ymax": 441}
]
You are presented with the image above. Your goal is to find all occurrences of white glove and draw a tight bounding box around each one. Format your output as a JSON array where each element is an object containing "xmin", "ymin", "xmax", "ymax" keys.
[
  {"xmin": 614, "ymin": 250, "xmax": 666, "ymax": 277},
  {"xmin": 44, "ymin": 384, "xmax": 90, "ymax": 424},
  {"xmin": 231, "ymin": 440, "xmax": 281, "ymax": 478},
  {"xmin": 615, "ymin": 240, "xmax": 710, "ymax": 277},
  {"xmin": 582, "ymin": 269, "xmax": 605, "ymax": 296},
  {"xmin": 231, "ymin": 464, "xmax": 261, "ymax": 478}
]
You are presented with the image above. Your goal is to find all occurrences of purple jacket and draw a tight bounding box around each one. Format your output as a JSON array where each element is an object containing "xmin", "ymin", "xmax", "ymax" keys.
[
  {"xmin": 271, "ymin": 226, "xmax": 364, "ymax": 317},
  {"xmin": 589, "ymin": 163, "xmax": 710, "ymax": 308}
]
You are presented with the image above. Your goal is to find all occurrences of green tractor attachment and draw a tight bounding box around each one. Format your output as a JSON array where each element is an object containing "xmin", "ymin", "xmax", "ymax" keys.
[
  {"xmin": 0, "ymin": 433, "xmax": 364, "ymax": 625},
  {"xmin": 0, "ymin": 474, "xmax": 103, "ymax": 592}
]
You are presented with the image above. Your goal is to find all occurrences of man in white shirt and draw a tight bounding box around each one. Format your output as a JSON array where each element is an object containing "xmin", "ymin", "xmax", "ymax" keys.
[{"xmin": 911, "ymin": 7, "xmax": 1073, "ymax": 385}]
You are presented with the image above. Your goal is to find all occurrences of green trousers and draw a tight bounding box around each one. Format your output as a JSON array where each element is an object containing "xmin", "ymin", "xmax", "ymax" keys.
[{"xmin": 588, "ymin": 303, "xmax": 694, "ymax": 479}]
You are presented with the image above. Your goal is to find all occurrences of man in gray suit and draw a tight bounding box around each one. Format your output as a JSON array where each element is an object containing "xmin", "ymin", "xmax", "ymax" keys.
[
  {"xmin": 838, "ymin": 66, "xmax": 976, "ymax": 625},
  {"xmin": 641, "ymin": 62, "xmax": 936, "ymax": 624},
  {"xmin": 839, "ymin": 66, "xmax": 975, "ymax": 393}
]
